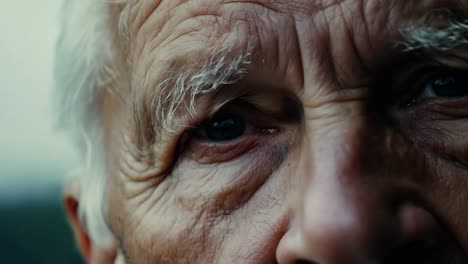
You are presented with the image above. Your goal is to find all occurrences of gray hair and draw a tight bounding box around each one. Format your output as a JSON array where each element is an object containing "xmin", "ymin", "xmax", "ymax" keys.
[
  {"xmin": 55, "ymin": 1, "xmax": 468, "ymax": 247},
  {"xmin": 399, "ymin": 9, "xmax": 468, "ymax": 52}
]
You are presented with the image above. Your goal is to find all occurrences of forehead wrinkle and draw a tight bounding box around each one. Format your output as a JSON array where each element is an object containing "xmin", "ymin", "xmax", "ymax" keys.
[
  {"xmin": 222, "ymin": 0, "xmax": 345, "ymax": 15},
  {"xmin": 128, "ymin": 1, "xmax": 238, "ymax": 98},
  {"xmin": 127, "ymin": 0, "xmax": 179, "ymax": 68},
  {"xmin": 129, "ymin": 0, "xmax": 225, "ymax": 59},
  {"xmin": 128, "ymin": 0, "xmax": 163, "ymax": 33}
]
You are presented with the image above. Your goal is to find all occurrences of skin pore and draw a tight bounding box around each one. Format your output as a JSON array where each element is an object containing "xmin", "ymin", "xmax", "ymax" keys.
[{"xmin": 78, "ymin": 0, "xmax": 468, "ymax": 263}]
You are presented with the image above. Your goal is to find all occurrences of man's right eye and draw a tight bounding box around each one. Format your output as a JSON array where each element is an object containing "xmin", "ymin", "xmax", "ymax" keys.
[{"xmin": 198, "ymin": 114, "xmax": 247, "ymax": 142}]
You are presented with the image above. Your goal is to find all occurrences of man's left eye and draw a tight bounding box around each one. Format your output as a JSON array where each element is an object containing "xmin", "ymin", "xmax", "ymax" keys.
[
  {"xmin": 420, "ymin": 69, "xmax": 468, "ymax": 98},
  {"xmin": 198, "ymin": 114, "xmax": 247, "ymax": 142}
]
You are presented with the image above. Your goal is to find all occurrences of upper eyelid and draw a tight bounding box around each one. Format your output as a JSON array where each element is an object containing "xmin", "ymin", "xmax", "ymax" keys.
[
  {"xmin": 377, "ymin": 55, "xmax": 446, "ymax": 91},
  {"xmin": 370, "ymin": 56, "xmax": 453, "ymax": 108},
  {"xmin": 192, "ymin": 97, "xmax": 289, "ymax": 137},
  {"xmin": 394, "ymin": 66, "xmax": 468, "ymax": 109},
  {"xmin": 195, "ymin": 101, "xmax": 257, "ymax": 130},
  {"xmin": 389, "ymin": 65, "xmax": 443, "ymax": 106}
]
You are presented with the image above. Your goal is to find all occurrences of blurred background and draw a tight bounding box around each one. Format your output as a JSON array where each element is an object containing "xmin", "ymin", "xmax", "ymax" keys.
[{"xmin": 1, "ymin": 1, "xmax": 82, "ymax": 262}]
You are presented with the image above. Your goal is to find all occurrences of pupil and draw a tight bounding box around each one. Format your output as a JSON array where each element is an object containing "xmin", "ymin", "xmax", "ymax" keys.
[
  {"xmin": 204, "ymin": 115, "xmax": 246, "ymax": 141},
  {"xmin": 431, "ymin": 70, "xmax": 468, "ymax": 97}
]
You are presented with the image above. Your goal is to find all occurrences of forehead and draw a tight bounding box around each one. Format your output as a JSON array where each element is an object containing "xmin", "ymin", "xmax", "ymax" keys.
[
  {"xmin": 121, "ymin": 0, "xmax": 468, "ymax": 108},
  {"xmin": 125, "ymin": 0, "xmax": 457, "ymax": 34},
  {"xmin": 124, "ymin": 0, "xmax": 461, "ymax": 69}
]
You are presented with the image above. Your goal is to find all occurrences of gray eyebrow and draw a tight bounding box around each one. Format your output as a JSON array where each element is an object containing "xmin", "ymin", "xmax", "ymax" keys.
[
  {"xmin": 398, "ymin": 8, "xmax": 468, "ymax": 52},
  {"xmin": 149, "ymin": 50, "xmax": 251, "ymax": 133}
]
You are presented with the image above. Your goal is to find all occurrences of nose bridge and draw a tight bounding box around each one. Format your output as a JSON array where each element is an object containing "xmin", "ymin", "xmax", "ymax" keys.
[
  {"xmin": 300, "ymin": 115, "xmax": 386, "ymax": 224},
  {"xmin": 300, "ymin": 114, "xmax": 368, "ymax": 193},
  {"xmin": 289, "ymin": 115, "xmax": 399, "ymax": 262}
]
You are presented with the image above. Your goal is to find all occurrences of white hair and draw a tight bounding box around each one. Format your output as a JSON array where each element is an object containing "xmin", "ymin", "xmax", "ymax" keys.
[
  {"xmin": 55, "ymin": 0, "xmax": 123, "ymax": 246},
  {"xmin": 55, "ymin": 1, "xmax": 467, "ymax": 249}
]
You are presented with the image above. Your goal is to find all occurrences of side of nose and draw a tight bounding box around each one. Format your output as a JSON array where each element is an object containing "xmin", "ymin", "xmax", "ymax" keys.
[{"xmin": 276, "ymin": 123, "xmax": 440, "ymax": 264}]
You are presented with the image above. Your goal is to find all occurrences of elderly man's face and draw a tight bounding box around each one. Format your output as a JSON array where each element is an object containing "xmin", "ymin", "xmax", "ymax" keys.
[{"xmin": 76, "ymin": 0, "xmax": 468, "ymax": 263}]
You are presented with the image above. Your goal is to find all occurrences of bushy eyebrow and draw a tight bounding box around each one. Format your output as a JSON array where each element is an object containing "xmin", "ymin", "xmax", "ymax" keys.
[
  {"xmin": 398, "ymin": 8, "xmax": 468, "ymax": 52},
  {"xmin": 144, "ymin": 50, "xmax": 251, "ymax": 136}
]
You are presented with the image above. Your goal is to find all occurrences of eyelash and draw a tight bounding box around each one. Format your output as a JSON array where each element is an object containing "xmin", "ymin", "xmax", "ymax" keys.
[
  {"xmin": 399, "ymin": 67, "xmax": 443, "ymax": 107},
  {"xmin": 180, "ymin": 106, "xmax": 281, "ymax": 163},
  {"xmin": 390, "ymin": 65, "xmax": 468, "ymax": 107}
]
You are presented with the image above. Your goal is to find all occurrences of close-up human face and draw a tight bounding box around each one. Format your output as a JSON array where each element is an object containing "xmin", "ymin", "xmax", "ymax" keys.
[{"xmin": 78, "ymin": 0, "xmax": 468, "ymax": 263}]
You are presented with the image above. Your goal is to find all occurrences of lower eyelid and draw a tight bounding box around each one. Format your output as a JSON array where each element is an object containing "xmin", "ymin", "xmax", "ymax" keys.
[
  {"xmin": 425, "ymin": 100, "xmax": 468, "ymax": 119},
  {"xmin": 185, "ymin": 135, "xmax": 262, "ymax": 164}
]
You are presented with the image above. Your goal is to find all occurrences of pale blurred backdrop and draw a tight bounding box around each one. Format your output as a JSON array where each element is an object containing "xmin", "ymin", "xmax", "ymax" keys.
[{"xmin": 1, "ymin": 0, "xmax": 81, "ymax": 262}]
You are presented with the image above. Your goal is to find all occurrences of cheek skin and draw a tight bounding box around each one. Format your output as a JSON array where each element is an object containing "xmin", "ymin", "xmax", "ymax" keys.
[
  {"xmin": 406, "ymin": 101, "xmax": 468, "ymax": 166},
  {"xmin": 111, "ymin": 140, "xmax": 288, "ymax": 264},
  {"xmin": 174, "ymin": 141, "xmax": 287, "ymax": 221},
  {"xmin": 395, "ymin": 102, "xmax": 468, "ymax": 253},
  {"xmin": 413, "ymin": 153, "xmax": 468, "ymax": 261}
]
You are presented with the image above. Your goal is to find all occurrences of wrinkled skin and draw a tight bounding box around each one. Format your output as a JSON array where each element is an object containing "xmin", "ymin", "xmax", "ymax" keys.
[{"xmin": 72, "ymin": 0, "xmax": 468, "ymax": 263}]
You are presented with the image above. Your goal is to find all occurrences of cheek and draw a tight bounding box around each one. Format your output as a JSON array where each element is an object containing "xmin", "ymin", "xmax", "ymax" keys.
[
  {"xmin": 396, "ymin": 108, "xmax": 468, "ymax": 251},
  {"xmin": 431, "ymin": 120, "xmax": 468, "ymax": 165},
  {"xmin": 174, "ymin": 141, "xmax": 287, "ymax": 219},
  {"xmin": 115, "ymin": 141, "xmax": 288, "ymax": 263},
  {"xmin": 115, "ymin": 182, "xmax": 216, "ymax": 264},
  {"xmin": 398, "ymin": 101, "xmax": 468, "ymax": 165},
  {"xmin": 421, "ymin": 156, "xmax": 468, "ymax": 253}
]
